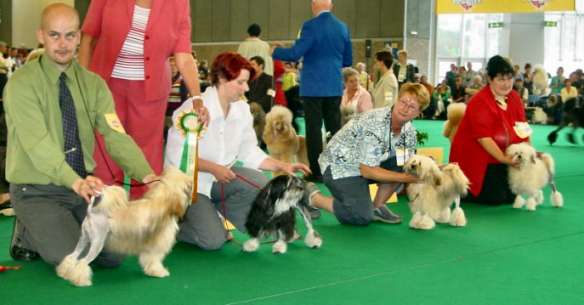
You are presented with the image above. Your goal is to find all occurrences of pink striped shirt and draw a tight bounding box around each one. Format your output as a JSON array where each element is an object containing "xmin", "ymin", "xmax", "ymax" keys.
[{"xmin": 111, "ymin": 5, "xmax": 150, "ymax": 80}]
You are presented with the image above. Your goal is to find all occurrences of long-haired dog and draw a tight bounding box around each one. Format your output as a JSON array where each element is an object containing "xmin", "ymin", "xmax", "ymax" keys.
[
  {"xmin": 243, "ymin": 175, "xmax": 322, "ymax": 254},
  {"xmin": 263, "ymin": 106, "xmax": 308, "ymax": 176},
  {"xmin": 249, "ymin": 102, "xmax": 266, "ymax": 146},
  {"xmin": 404, "ymin": 155, "xmax": 470, "ymax": 230},
  {"xmin": 56, "ymin": 167, "xmax": 193, "ymax": 287},
  {"xmin": 506, "ymin": 143, "xmax": 563, "ymax": 211}
]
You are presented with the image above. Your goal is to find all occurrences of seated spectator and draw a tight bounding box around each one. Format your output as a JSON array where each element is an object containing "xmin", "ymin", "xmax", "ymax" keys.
[
  {"xmin": 464, "ymin": 75, "xmax": 483, "ymax": 97},
  {"xmin": 306, "ymin": 83, "xmax": 429, "ymax": 226},
  {"xmin": 431, "ymin": 79, "xmax": 452, "ymax": 119},
  {"xmin": 513, "ymin": 78, "xmax": 529, "ymax": 106},
  {"xmin": 451, "ymin": 75, "xmax": 466, "ymax": 103},
  {"xmin": 355, "ymin": 62, "xmax": 370, "ymax": 89},
  {"xmin": 550, "ymin": 67, "xmax": 565, "ymax": 95},
  {"xmin": 340, "ymin": 67, "xmax": 373, "ymax": 126},
  {"xmin": 165, "ymin": 52, "xmax": 309, "ymax": 250},
  {"xmin": 561, "ymin": 79, "xmax": 578, "ymax": 103},
  {"xmin": 450, "ymin": 55, "xmax": 529, "ymax": 205}
]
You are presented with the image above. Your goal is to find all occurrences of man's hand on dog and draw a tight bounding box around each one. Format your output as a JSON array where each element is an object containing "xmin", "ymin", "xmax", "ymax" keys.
[
  {"xmin": 281, "ymin": 163, "xmax": 311, "ymax": 177},
  {"xmin": 72, "ymin": 176, "xmax": 104, "ymax": 203}
]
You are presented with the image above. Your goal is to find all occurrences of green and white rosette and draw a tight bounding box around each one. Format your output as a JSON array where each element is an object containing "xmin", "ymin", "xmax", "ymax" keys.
[{"xmin": 175, "ymin": 110, "xmax": 205, "ymax": 176}]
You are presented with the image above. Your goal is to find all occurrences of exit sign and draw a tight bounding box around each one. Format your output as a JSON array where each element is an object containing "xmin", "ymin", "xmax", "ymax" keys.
[
  {"xmin": 544, "ymin": 21, "xmax": 558, "ymax": 27},
  {"xmin": 488, "ymin": 22, "xmax": 504, "ymax": 28}
]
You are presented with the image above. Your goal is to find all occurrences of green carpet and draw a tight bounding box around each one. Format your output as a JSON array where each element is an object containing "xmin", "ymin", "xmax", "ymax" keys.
[{"xmin": 1, "ymin": 120, "xmax": 583, "ymax": 305}]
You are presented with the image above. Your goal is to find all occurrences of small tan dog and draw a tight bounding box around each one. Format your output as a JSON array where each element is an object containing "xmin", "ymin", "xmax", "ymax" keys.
[
  {"xmin": 443, "ymin": 103, "xmax": 466, "ymax": 142},
  {"xmin": 506, "ymin": 143, "xmax": 563, "ymax": 211},
  {"xmin": 404, "ymin": 155, "xmax": 470, "ymax": 230},
  {"xmin": 263, "ymin": 105, "xmax": 308, "ymax": 176},
  {"xmin": 56, "ymin": 167, "xmax": 193, "ymax": 287}
]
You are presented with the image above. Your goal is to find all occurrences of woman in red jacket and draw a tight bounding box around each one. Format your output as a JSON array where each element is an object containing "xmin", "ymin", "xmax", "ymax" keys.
[
  {"xmin": 78, "ymin": 0, "xmax": 206, "ymax": 198},
  {"xmin": 450, "ymin": 55, "xmax": 529, "ymax": 204}
]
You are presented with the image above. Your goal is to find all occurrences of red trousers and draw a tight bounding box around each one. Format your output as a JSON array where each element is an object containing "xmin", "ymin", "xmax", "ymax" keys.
[{"xmin": 93, "ymin": 78, "xmax": 166, "ymax": 198}]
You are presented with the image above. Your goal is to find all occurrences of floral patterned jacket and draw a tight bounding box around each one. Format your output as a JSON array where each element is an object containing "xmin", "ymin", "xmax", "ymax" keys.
[{"xmin": 319, "ymin": 107, "xmax": 417, "ymax": 180}]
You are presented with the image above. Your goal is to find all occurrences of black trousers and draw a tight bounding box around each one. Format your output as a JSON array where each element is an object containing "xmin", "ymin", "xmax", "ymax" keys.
[
  {"xmin": 302, "ymin": 96, "xmax": 341, "ymax": 177},
  {"xmin": 463, "ymin": 164, "xmax": 515, "ymax": 205}
]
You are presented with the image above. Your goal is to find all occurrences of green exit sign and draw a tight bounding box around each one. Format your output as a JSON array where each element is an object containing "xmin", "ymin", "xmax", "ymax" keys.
[
  {"xmin": 544, "ymin": 21, "xmax": 558, "ymax": 27},
  {"xmin": 488, "ymin": 22, "xmax": 504, "ymax": 28}
]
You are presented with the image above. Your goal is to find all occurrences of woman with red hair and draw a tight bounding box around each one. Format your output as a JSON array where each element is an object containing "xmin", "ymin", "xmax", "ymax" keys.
[{"xmin": 165, "ymin": 52, "xmax": 310, "ymax": 250}]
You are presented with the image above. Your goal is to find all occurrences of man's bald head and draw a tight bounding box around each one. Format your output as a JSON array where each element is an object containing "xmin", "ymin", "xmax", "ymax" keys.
[
  {"xmin": 37, "ymin": 3, "xmax": 80, "ymax": 70},
  {"xmin": 311, "ymin": 0, "xmax": 333, "ymax": 16},
  {"xmin": 41, "ymin": 3, "xmax": 80, "ymax": 30}
]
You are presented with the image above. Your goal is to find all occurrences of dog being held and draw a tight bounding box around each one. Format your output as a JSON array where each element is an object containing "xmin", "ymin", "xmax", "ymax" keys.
[
  {"xmin": 506, "ymin": 143, "xmax": 563, "ymax": 211},
  {"xmin": 243, "ymin": 175, "xmax": 322, "ymax": 254},
  {"xmin": 263, "ymin": 106, "xmax": 308, "ymax": 176},
  {"xmin": 403, "ymin": 155, "xmax": 470, "ymax": 230},
  {"xmin": 56, "ymin": 167, "xmax": 193, "ymax": 287}
]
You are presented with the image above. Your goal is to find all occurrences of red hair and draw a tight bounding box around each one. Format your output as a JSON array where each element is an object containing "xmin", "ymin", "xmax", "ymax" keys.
[{"xmin": 210, "ymin": 52, "xmax": 256, "ymax": 86}]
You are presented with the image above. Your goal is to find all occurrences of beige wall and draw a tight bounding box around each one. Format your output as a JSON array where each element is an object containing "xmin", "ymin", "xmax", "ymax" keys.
[{"xmin": 12, "ymin": 0, "xmax": 74, "ymax": 48}]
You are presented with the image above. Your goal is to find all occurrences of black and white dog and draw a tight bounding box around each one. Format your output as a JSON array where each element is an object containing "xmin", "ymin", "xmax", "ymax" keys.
[{"xmin": 243, "ymin": 175, "xmax": 322, "ymax": 254}]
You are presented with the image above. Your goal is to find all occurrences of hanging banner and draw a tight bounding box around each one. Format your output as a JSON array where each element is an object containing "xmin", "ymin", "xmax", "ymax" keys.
[{"xmin": 437, "ymin": 0, "xmax": 576, "ymax": 14}]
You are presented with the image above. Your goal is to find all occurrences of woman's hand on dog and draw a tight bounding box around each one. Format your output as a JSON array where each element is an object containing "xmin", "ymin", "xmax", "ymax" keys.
[
  {"xmin": 501, "ymin": 155, "xmax": 520, "ymax": 168},
  {"xmin": 72, "ymin": 176, "xmax": 104, "ymax": 203}
]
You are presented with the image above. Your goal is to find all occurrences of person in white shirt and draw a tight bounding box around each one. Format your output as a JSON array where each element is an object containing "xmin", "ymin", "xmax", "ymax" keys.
[
  {"xmin": 165, "ymin": 52, "xmax": 310, "ymax": 250},
  {"xmin": 237, "ymin": 23, "xmax": 274, "ymax": 76}
]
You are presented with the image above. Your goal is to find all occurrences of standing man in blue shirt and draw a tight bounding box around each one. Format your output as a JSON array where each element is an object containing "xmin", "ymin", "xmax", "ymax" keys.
[{"xmin": 272, "ymin": 0, "xmax": 352, "ymax": 181}]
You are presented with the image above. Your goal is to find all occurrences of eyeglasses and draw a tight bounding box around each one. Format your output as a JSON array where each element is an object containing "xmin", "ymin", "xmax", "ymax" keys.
[{"xmin": 397, "ymin": 98, "xmax": 419, "ymax": 112}]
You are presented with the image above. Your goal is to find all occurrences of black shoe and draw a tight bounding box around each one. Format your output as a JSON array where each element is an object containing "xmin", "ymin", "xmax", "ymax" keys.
[
  {"xmin": 10, "ymin": 245, "xmax": 39, "ymax": 261},
  {"xmin": 9, "ymin": 219, "xmax": 39, "ymax": 261}
]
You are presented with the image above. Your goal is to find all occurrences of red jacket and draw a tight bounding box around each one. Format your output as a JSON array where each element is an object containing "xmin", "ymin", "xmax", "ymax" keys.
[
  {"xmin": 449, "ymin": 86, "xmax": 528, "ymax": 196},
  {"xmin": 82, "ymin": 0, "xmax": 192, "ymax": 101}
]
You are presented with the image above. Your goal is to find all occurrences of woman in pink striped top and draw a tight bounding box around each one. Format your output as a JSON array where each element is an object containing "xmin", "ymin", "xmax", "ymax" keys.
[{"xmin": 79, "ymin": 0, "xmax": 207, "ymax": 198}]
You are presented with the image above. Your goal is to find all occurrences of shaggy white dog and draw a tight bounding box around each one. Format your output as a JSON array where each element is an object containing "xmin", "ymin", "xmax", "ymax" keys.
[
  {"xmin": 404, "ymin": 155, "xmax": 470, "ymax": 230},
  {"xmin": 506, "ymin": 143, "xmax": 563, "ymax": 211},
  {"xmin": 56, "ymin": 167, "xmax": 193, "ymax": 287}
]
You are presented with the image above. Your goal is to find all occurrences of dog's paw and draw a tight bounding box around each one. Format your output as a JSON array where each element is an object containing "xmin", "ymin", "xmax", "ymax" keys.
[
  {"xmin": 272, "ymin": 240, "xmax": 287, "ymax": 254},
  {"xmin": 68, "ymin": 260, "xmax": 93, "ymax": 287},
  {"xmin": 56, "ymin": 255, "xmax": 77, "ymax": 280},
  {"xmin": 242, "ymin": 238, "xmax": 260, "ymax": 252},
  {"xmin": 513, "ymin": 196, "xmax": 526, "ymax": 209},
  {"xmin": 449, "ymin": 208, "xmax": 467, "ymax": 227},
  {"xmin": 436, "ymin": 208, "xmax": 451, "ymax": 224},
  {"xmin": 526, "ymin": 198, "xmax": 537, "ymax": 211},
  {"xmin": 551, "ymin": 191, "xmax": 564, "ymax": 208},
  {"xmin": 304, "ymin": 231, "xmax": 322, "ymax": 249},
  {"xmin": 412, "ymin": 214, "xmax": 435, "ymax": 230},
  {"xmin": 144, "ymin": 265, "xmax": 170, "ymax": 278},
  {"xmin": 409, "ymin": 212, "xmax": 423, "ymax": 229}
]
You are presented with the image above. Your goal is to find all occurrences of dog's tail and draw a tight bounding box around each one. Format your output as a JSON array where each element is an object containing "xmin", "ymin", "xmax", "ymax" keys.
[
  {"xmin": 540, "ymin": 153, "xmax": 556, "ymax": 176},
  {"xmin": 540, "ymin": 153, "xmax": 563, "ymax": 208}
]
